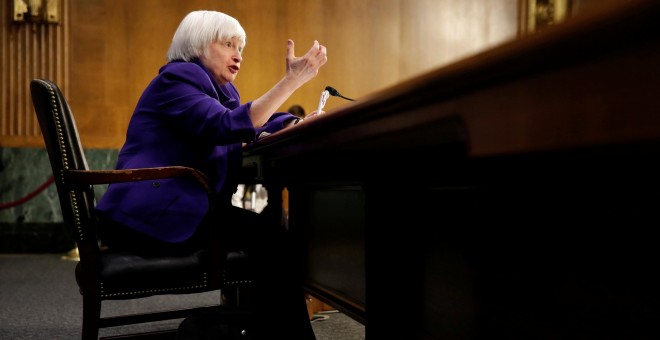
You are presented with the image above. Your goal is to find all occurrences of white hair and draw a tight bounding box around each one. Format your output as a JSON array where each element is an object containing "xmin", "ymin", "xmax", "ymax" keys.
[{"xmin": 166, "ymin": 11, "xmax": 246, "ymax": 62}]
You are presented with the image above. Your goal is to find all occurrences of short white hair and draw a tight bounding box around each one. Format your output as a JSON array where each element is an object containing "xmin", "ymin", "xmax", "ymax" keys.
[{"xmin": 166, "ymin": 10, "xmax": 246, "ymax": 62}]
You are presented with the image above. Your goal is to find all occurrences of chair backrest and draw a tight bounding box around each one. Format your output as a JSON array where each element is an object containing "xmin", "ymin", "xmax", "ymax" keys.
[{"xmin": 30, "ymin": 79, "xmax": 99, "ymax": 256}]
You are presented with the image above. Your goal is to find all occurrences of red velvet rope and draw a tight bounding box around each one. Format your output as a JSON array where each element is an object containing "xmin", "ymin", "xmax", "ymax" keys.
[{"xmin": 0, "ymin": 175, "xmax": 55, "ymax": 210}]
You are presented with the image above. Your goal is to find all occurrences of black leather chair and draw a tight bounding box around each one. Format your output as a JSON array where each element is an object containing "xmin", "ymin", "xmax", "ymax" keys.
[{"xmin": 30, "ymin": 78, "xmax": 253, "ymax": 339}]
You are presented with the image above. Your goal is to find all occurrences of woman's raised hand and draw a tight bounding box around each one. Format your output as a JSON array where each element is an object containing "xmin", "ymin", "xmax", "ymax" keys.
[{"xmin": 286, "ymin": 39, "xmax": 328, "ymax": 85}]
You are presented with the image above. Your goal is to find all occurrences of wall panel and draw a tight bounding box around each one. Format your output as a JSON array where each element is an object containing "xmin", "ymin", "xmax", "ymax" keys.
[
  {"xmin": 3, "ymin": 0, "xmax": 520, "ymax": 149},
  {"xmin": 1, "ymin": 0, "xmax": 68, "ymax": 147}
]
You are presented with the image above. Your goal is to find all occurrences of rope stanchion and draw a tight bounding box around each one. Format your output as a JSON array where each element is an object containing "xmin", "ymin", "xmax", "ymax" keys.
[{"xmin": 0, "ymin": 175, "xmax": 55, "ymax": 210}]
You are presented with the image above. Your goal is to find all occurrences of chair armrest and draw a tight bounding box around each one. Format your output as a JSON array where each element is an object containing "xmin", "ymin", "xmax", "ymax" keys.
[
  {"xmin": 66, "ymin": 166, "xmax": 226, "ymax": 278},
  {"xmin": 65, "ymin": 167, "xmax": 230, "ymax": 286},
  {"xmin": 64, "ymin": 166, "xmax": 214, "ymax": 201},
  {"xmin": 65, "ymin": 166, "xmax": 209, "ymax": 188}
]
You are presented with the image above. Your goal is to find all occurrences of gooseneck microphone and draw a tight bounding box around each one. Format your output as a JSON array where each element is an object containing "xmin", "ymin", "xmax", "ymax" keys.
[
  {"xmin": 316, "ymin": 85, "xmax": 355, "ymax": 115},
  {"xmin": 325, "ymin": 86, "xmax": 355, "ymax": 101}
]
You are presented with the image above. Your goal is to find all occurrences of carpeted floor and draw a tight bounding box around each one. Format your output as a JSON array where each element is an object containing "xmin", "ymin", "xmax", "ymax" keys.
[{"xmin": 0, "ymin": 253, "xmax": 364, "ymax": 339}]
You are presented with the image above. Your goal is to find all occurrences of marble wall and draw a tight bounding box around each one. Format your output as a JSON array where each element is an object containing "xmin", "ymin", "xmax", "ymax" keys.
[
  {"xmin": 0, "ymin": 147, "xmax": 118, "ymax": 252},
  {"xmin": 0, "ymin": 147, "xmax": 267, "ymax": 252}
]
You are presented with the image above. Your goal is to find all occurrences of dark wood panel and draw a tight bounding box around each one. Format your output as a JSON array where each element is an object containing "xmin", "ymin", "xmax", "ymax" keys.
[{"xmin": 243, "ymin": 1, "xmax": 660, "ymax": 338}]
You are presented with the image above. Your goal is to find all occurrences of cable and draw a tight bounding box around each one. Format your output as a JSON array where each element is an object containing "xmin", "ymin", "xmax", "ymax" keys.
[
  {"xmin": 310, "ymin": 314, "xmax": 331, "ymax": 323},
  {"xmin": 325, "ymin": 86, "xmax": 355, "ymax": 101}
]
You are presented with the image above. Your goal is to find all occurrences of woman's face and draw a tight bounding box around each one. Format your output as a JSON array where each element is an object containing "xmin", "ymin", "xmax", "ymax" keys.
[{"xmin": 200, "ymin": 37, "xmax": 243, "ymax": 85}]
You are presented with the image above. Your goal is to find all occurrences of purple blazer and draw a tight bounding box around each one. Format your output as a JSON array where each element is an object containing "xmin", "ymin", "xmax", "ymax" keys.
[{"xmin": 95, "ymin": 59, "xmax": 296, "ymax": 243}]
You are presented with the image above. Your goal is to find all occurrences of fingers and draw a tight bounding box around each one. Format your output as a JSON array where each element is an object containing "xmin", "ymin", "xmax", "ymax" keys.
[
  {"xmin": 287, "ymin": 39, "xmax": 295, "ymax": 59},
  {"xmin": 317, "ymin": 42, "xmax": 327, "ymax": 64},
  {"xmin": 307, "ymin": 41, "xmax": 327, "ymax": 68},
  {"xmin": 292, "ymin": 40, "xmax": 326, "ymax": 60},
  {"xmin": 318, "ymin": 43, "xmax": 328, "ymax": 65},
  {"xmin": 307, "ymin": 40, "xmax": 323, "ymax": 56}
]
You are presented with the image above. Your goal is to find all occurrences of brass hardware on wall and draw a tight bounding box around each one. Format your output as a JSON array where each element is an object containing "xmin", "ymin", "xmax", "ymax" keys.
[
  {"xmin": 13, "ymin": 0, "xmax": 28, "ymax": 22},
  {"xmin": 12, "ymin": 0, "xmax": 59, "ymax": 24},
  {"xmin": 28, "ymin": 0, "xmax": 43, "ymax": 22},
  {"xmin": 520, "ymin": 0, "xmax": 572, "ymax": 34},
  {"xmin": 2, "ymin": 0, "xmax": 68, "ymax": 146},
  {"xmin": 45, "ymin": 0, "xmax": 59, "ymax": 23}
]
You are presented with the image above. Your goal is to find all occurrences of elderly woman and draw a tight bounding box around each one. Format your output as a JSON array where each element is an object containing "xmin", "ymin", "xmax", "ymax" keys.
[{"xmin": 96, "ymin": 10, "xmax": 326, "ymax": 339}]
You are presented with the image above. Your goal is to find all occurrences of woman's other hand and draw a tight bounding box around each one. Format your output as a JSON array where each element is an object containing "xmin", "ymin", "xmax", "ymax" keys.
[{"xmin": 285, "ymin": 110, "xmax": 323, "ymax": 129}]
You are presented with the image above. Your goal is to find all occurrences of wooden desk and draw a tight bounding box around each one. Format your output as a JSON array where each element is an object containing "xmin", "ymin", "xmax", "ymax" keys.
[{"xmin": 244, "ymin": 1, "xmax": 660, "ymax": 338}]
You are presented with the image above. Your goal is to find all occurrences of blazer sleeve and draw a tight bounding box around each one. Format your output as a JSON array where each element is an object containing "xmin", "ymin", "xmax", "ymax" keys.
[{"xmin": 152, "ymin": 62, "xmax": 256, "ymax": 145}]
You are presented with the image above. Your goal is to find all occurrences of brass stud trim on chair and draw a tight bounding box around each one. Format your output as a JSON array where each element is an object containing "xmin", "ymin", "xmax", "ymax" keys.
[
  {"xmin": 69, "ymin": 191, "xmax": 84, "ymax": 241},
  {"xmin": 44, "ymin": 82, "xmax": 84, "ymax": 242},
  {"xmin": 223, "ymin": 270, "xmax": 252, "ymax": 286},
  {"xmin": 100, "ymin": 285, "xmax": 211, "ymax": 298},
  {"xmin": 100, "ymin": 273, "xmax": 211, "ymax": 298}
]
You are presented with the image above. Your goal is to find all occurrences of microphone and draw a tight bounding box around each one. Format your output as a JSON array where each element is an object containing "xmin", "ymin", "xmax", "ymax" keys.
[{"xmin": 325, "ymin": 86, "xmax": 355, "ymax": 101}]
